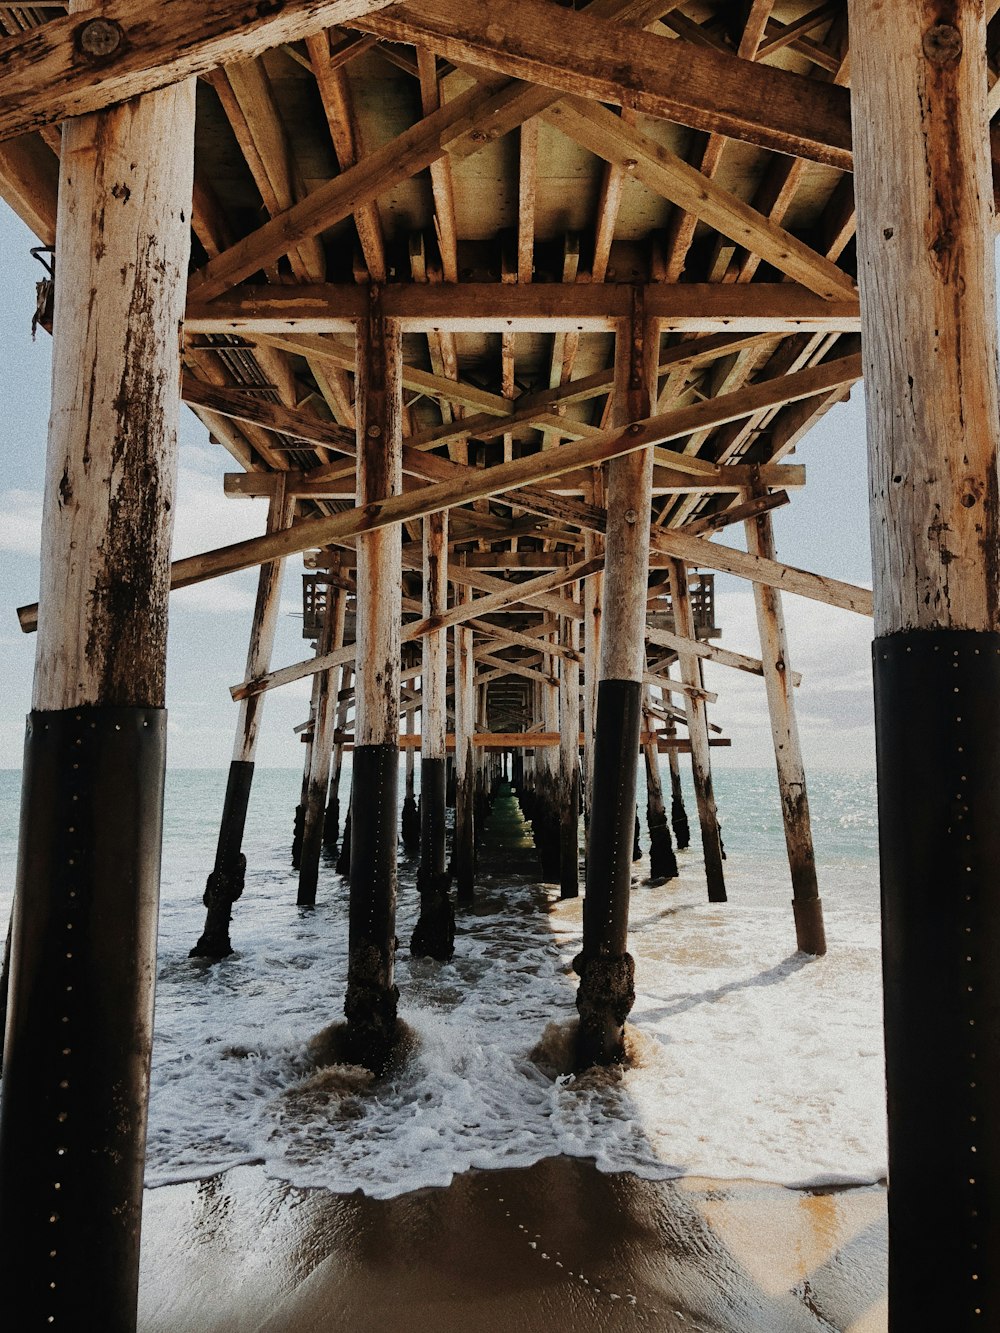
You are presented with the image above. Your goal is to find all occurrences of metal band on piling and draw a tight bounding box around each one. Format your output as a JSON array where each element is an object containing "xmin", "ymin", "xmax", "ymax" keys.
[
  {"xmin": 874, "ymin": 631, "xmax": 1000, "ymax": 1326},
  {"xmin": 0, "ymin": 707, "xmax": 166, "ymax": 1327}
]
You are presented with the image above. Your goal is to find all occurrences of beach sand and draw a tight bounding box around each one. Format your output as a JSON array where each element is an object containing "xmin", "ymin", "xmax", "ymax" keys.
[{"xmin": 139, "ymin": 1158, "xmax": 887, "ymax": 1332}]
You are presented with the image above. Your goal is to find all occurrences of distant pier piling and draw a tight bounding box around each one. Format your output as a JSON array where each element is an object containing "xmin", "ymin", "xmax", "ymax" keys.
[
  {"xmin": 194, "ymin": 478, "xmax": 293, "ymax": 959},
  {"xmin": 411, "ymin": 510, "xmax": 454, "ymax": 960},
  {"xmin": 345, "ymin": 289, "xmax": 402, "ymax": 1072}
]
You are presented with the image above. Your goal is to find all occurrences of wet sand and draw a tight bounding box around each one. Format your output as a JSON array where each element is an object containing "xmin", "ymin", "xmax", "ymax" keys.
[{"xmin": 138, "ymin": 1158, "xmax": 887, "ymax": 1332}]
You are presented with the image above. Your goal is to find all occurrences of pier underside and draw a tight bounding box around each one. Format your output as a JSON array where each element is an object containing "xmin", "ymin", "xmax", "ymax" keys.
[{"xmin": 2, "ymin": 0, "xmax": 1000, "ymax": 1328}]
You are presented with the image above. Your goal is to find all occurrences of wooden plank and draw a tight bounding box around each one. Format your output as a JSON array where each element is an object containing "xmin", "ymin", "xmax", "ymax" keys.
[
  {"xmin": 355, "ymin": 0, "xmax": 853, "ymax": 169},
  {"xmin": 0, "ymin": 131, "xmax": 57, "ymax": 243},
  {"xmin": 185, "ymin": 282, "xmax": 862, "ymax": 335},
  {"xmin": 0, "ymin": 0, "xmax": 400, "ymax": 144}
]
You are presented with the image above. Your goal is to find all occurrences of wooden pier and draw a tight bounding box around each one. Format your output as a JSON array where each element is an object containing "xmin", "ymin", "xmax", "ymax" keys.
[{"xmin": 1, "ymin": 1, "xmax": 997, "ymax": 1327}]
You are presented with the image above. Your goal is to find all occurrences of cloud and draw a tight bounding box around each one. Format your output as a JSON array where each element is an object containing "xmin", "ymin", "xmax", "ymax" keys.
[
  {"xmin": 698, "ymin": 589, "xmax": 875, "ymax": 770},
  {"xmin": 0, "ymin": 489, "xmax": 43, "ymax": 555}
]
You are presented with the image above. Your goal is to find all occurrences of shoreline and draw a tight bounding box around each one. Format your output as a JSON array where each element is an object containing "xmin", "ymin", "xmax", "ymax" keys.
[{"xmin": 139, "ymin": 1156, "xmax": 887, "ymax": 1332}]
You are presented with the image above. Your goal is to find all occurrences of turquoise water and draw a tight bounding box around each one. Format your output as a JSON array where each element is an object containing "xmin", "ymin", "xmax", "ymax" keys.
[{"xmin": 0, "ymin": 763, "xmax": 879, "ymax": 914}]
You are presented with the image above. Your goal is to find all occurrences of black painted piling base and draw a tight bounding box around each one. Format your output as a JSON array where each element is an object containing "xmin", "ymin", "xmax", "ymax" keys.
[
  {"xmin": 647, "ymin": 815, "xmax": 678, "ymax": 882},
  {"xmin": 874, "ymin": 631, "xmax": 1000, "ymax": 1330},
  {"xmin": 632, "ymin": 811, "xmax": 642, "ymax": 861},
  {"xmin": 577, "ymin": 680, "xmax": 641, "ymax": 1066},
  {"xmin": 401, "ymin": 793, "xmax": 420, "ymax": 853},
  {"xmin": 346, "ymin": 745, "xmax": 399, "ymax": 1073},
  {"xmin": 191, "ymin": 759, "xmax": 254, "ymax": 959},
  {"xmin": 0, "ymin": 707, "xmax": 167, "ymax": 1331}
]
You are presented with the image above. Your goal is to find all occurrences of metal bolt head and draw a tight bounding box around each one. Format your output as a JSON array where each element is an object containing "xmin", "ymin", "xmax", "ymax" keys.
[
  {"xmin": 367, "ymin": 424, "xmax": 381, "ymax": 438},
  {"xmin": 624, "ymin": 508, "xmax": 638, "ymax": 525},
  {"xmin": 78, "ymin": 17, "xmax": 123, "ymax": 57},
  {"xmin": 923, "ymin": 22, "xmax": 962, "ymax": 66}
]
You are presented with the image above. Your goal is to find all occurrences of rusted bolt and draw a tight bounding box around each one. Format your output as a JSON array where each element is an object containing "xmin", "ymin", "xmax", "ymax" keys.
[
  {"xmin": 923, "ymin": 22, "xmax": 962, "ymax": 66},
  {"xmin": 77, "ymin": 17, "xmax": 123, "ymax": 57},
  {"xmin": 624, "ymin": 508, "xmax": 638, "ymax": 525},
  {"xmin": 367, "ymin": 424, "xmax": 381, "ymax": 438}
]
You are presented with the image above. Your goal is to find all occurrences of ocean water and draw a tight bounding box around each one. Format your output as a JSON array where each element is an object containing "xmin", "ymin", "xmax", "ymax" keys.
[{"xmin": 0, "ymin": 762, "xmax": 885, "ymax": 1198}]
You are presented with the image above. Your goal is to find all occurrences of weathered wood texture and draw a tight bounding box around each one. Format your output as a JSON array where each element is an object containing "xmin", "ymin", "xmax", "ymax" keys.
[
  {"xmin": 233, "ymin": 481, "xmax": 295, "ymax": 764},
  {"xmin": 298, "ymin": 585, "xmax": 346, "ymax": 905},
  {"xmin": 559, "ymin": 586, "xmax": 581, "ymax": 898},
  {"xmin": 354, "ymin": 296, "xmax": 402, "ymax": 747},
  {"xmin": 33, "ymin": 79, "xmax": 195, "ymax": 712},
  {"xmin": 744, "ymin": 476, "xmax": 824, "ymax": 954},
  {"xmin": 669, "ymin": 557, "xmax": 726, "ymax": 902},
  {"xmin": 0, "ymin": 0, "xmax": 398, "ymax": 144},
  {"xmin": 421, "ymin": 510, "xmax": 448, "ymax": 761},
  {"xmin": 851, "ymin": 0, "xmax": 1000, "ymax": 635},
  {"xmin": 453, "ymin": 580, "xmax": 476, "ymax": 900},
  {"xmin": 357, "ymin": 0, "xmax": 853, "ymax": 168}
]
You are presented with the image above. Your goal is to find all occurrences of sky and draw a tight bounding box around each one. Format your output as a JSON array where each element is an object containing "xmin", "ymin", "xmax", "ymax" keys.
[{"xmin": 0, "ymin": 200, "xmax": 876, "ymax": 771}]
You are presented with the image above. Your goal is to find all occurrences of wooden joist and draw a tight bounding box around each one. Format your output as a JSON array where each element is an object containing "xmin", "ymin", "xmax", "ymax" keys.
[{"xmin": 185, "ymin": 283, "xmax": 862, "ymax": 335}]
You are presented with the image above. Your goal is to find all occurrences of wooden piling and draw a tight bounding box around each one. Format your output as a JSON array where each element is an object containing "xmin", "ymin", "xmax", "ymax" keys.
[
  {"xmin": 453, "ymin": 576, "xmax": 476, "ymax": 902},
  {"xmin": 744, "ymin": 472, "xmax": 824, "ymax": 955},
  {"xmin": 642, "ymin": 689, "xmax": 678, "ymax": 882},
  {"xmin": 559, "ymin": 585, "xmax": 581, "ymax": 898},
  {"xmin": 582, "ymin": 513, "xmax": 604, "ymax": 836},
  {"xmin": 411, "ymin": 510, "xmax": 455, "ymax": 960},
  {"xmin": 661, "ymin": 682, "xmax": 691, "ymax": 850},
  {"xmin": 0, "ymin": 75, "xmax": 195, "ymax": 1330},
  {"xmin": 298, "ymin": 583, "xmax": 347, "ymax": 906},
  {"xmin": 850, "ymin": 2, "xmax": 1000, "ymax": 1324},
  {"xmin": 401, "ymin": 703, "xmax": 421, "ymax": 852},
  {"xmin": 575, "ymin": 301, "xmax": 652, "ymax": 1066},
  {"xmin": 325, "ymin": 663, "xmax": 353, "ymax": 853},
  {"xmin": 345, "ymin": 289, "xmax": 402, "ymax": 1072},
  {"xmin": 668, "ymin": 559, "xmax": 726, "ymax": 902},
  {"xmin": 193, "ymin": 480, "xmax": 294, "ymax": 957}
]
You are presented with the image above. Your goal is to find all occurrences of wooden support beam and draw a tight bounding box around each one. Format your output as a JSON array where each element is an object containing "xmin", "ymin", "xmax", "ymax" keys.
[
  {"xmin": 850, "ymin": 3, "xmax": 1000, "ymax": 1323},
  {"xmin": 185, "ymin": 282, "xmax": 862, "ymax": 335},
  {"xmin": 233, "ymin": 558, "xmax": 602, "ymax": 699},
  {"xmin": 646, "ymin": 624, "xmax": 801, "ymax": 688},
  {"xmin": 543, "ymin": 99, "xmax": 856, "ymax": 302},
  {"xmin": 18, "ymin": 356, "xmax": 866, "ymax": 636},
  {"xmin": 0, "ymin": 72, "xmax": 195, "ymax": 1330},
  {"xmin": 354, "ymin": 0, "xmax": 853, "ymax": 169},
  {"xmin": 0, "ymin": 0, "xmax": 399, "ymax": 144}
]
